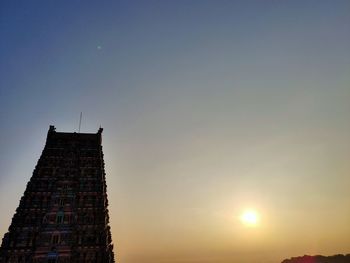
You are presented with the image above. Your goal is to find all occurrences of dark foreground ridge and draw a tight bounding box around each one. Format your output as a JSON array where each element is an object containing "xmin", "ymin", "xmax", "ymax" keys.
[{"xmin": 282, "ymin": 254, "xmax": 350, "ymax": 263}]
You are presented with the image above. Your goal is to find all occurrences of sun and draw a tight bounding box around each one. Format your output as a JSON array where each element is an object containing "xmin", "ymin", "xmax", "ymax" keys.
[{"xmin": 240, "ymin": 210, "xmax": 259, "ymax": 227}]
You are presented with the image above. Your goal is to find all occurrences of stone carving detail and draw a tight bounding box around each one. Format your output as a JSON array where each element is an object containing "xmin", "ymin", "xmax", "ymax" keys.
[{"xmin": 0, "ymin": 126, "xmax": 115, "ymax": 263}]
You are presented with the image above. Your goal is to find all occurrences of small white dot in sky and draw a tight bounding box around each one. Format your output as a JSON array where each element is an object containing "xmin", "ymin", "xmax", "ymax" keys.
[{"xmin": 97, "ymin": 45, "xmax": 102, "ymax": 50}]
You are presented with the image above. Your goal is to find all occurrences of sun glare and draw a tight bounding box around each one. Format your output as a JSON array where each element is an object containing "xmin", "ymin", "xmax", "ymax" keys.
[{"xmin": 240, "ymin": 210, "xmax": 259, "ymax": 227}]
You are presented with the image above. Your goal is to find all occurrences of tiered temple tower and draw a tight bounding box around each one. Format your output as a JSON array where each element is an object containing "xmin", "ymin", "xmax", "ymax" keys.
[{"xmin": 0, "ymin": 126, "xmax": 115, "ymax": 263}]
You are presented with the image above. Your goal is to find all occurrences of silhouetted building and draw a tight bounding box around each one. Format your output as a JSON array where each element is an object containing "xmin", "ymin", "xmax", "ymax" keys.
[{"xmin": 0, "ymin": 126, "xmax": 115, "ymax": 263}]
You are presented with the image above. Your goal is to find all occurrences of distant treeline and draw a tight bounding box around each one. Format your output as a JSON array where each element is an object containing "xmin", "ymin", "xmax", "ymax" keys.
[{"xmin": 282, "ymin": 254, "xmax": 350, "ymax": 263}]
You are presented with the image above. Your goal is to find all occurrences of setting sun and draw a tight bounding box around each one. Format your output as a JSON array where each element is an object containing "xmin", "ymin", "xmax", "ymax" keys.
[{"xmin": 240, "ymin": 210, "xmax": 259, "ymax": 227}]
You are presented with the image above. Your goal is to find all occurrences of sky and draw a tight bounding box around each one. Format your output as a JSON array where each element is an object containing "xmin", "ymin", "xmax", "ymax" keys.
[{"xmin": 1, "ymin": 1, "xmax": 350, "ymax": 262}]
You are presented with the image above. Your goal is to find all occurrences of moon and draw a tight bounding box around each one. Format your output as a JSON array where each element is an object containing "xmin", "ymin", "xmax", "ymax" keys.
[{"xmin": 240, "ymin": 210, "xmax": 259, "ymax": 227}]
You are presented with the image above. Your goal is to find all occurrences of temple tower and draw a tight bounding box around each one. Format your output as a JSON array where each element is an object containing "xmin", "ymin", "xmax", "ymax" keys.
[{"xmin": 0, "ymin": 126, "xmax": 115, "ymax": 263}]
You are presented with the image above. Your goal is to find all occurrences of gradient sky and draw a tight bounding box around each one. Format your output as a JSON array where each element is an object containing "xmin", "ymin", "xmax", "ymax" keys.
[{"xmin": 1, "ymin": 1, "xmax": 350, "ymax": 263}]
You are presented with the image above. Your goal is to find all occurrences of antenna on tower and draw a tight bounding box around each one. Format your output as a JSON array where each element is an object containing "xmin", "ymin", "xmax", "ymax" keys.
[{"xmin": 78, "ymin": 112, "xmax": 82, "ymax": 133}]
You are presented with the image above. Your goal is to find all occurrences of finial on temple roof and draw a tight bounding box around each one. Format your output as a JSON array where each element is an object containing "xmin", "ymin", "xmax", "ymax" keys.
[
  {"xmin": 49, "ymin": 125, "xmax": 56, "ymax": 132},
  {"xmin": 78, "ymin": 112, "xmax": 82, "ymax": 133}
]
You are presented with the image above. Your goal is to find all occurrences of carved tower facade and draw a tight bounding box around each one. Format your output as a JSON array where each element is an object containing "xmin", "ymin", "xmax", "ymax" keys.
[{"xmin": 0, "ymin": 126, "xmax": 115, "ymax": 263}]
